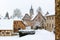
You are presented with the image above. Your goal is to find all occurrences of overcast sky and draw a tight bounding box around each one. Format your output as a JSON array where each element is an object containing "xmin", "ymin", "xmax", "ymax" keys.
[{"xmin": 0, "ymin": 0, "xmax": 55, "ymax": 17}]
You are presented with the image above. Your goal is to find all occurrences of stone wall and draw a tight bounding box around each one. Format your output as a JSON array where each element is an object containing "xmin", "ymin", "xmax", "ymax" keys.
[
  {"xmin": 55, "ymin": 0, "xmax": 60, "ymax": 40},
  {"xmin": 46, "ymin": 15, "xmax": 55, "ymax": 32}
]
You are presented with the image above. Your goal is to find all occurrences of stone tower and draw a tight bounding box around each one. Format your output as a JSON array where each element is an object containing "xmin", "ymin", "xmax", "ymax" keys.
[{"xmin": 30, "ymin": 6, "xmax": 34, "ymax": 18}]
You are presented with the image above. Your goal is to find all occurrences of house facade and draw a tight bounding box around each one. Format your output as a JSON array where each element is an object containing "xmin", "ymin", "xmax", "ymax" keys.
[
  {"xmin": 31, "ymin": 11, "xmax": 46, "ymax": 29},
  {"xmin": 45, "ymin": 14, "xmax": 55, "ymax": 32}
]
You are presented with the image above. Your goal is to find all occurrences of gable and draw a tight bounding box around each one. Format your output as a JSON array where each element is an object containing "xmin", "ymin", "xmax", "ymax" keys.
[
  {"xmin": 22, "ymin": 14, "xmax": 31, "ymax": 21},
  {"xmin": 33, "ymin": 13, "xmax": 42, "ymax": 21},
  {"xmin": 33, "ymin": 12, "xmax": 46, "ymax": 21}
]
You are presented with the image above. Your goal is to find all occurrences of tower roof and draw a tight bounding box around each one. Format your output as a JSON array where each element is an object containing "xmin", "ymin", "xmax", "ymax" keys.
[
  {"xmin": 29, "ymin": 5, "xmax": 34, "ymax": 17},
  {"xmin": 37, "ymin": 7, "xmax": 42, "ymax": 12},
  {"xmin": 30, "ymin": 5, "xmax": 33, "ymax": 10},
  {"xmin": 31, "ymin": 5, "xmax": 33, "ymax": 10}
]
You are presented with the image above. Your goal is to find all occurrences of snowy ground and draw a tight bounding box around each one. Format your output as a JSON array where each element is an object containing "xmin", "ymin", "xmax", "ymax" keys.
[{"xmin": 0, "ymin": 29, "xmax": 55, "ymax": 40}]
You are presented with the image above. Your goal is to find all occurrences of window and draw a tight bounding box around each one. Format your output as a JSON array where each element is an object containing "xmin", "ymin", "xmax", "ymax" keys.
[
  {"xmin": 49, "ymin": 24, "xmax": 51, "ymax": 27},
  {"xmin": 52, "ymin": 17, "xmax": 54, "ymax": 20},
  {"xmin": 49, "ymin": 17, "xmax": 51, "ymax": 20},
  {"xmin": 47, "ymin": 17, "xmax": 48, "ymax": 20},
  {"xmin": 1, "ymin": 31, "xmax": 5, "ymax": 34},
  {"xmin": 47, "ymin": 24, "xmax": 48, "ymax": 27},
  {"xmin": 52, "ymin": 24, "xmax": 54, "ymax": 28},
  {"xmin": 38, "ymin": 17, "xmax": 40, "ymax": 19}
]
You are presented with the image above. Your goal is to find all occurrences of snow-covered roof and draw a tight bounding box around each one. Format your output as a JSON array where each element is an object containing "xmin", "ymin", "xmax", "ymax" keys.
[
  {"xmin": 31, "ymin": 13, "xmax": 37, "ymax": 20},
  {"xmin": 31, "ymin": 12, "xmax": 46, "ymax": 20},
  {"xmin": 23, "ymin": 21, "xmax": 28, "ymax": 25},
  {"xmin": 0, "ymin": 19, "xmax": 13, "ymax": 30},
  {"xmin": 13, "ymin": 16, "xmax": 22, "ymax": 21},
  {"xmin": 45, "ymin": 13, "xmax": 55, "ymax": 16},
  {"xmin": 22, "ymin": 14, "xmax": 31, "ymax": 20}
]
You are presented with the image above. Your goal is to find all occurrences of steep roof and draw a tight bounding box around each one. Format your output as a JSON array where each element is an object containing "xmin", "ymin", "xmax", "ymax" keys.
[
  {"xmin": 22, "ymin": 14, "xmax": 31, "ymax": 20},
  {"xmin": 31, "ymin": 13, "xmax": 37, "ymax": 20},
  {"xmin": 46, "ymin": 13, "xmax": 55, "ymax": 16},
  {"xmin": 31, "ymin": 12, "xmax": 46, "ymax": 21},
  {"xmin": 45, "ymin": 12, "xmax": 55, "ymax": 16},
  {"xmin": 31, "ymin": 7, "xmax": 46, "ymax": 21}
]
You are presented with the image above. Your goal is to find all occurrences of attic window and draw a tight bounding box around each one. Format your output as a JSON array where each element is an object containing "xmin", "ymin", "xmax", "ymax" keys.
[
  {"xmin": 38, "ymin": 17, "xmax": 40, "ymax": 19},
  {"xmin": 35, "ymin": 19, "xmax": 37, "ymax": 21}
]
